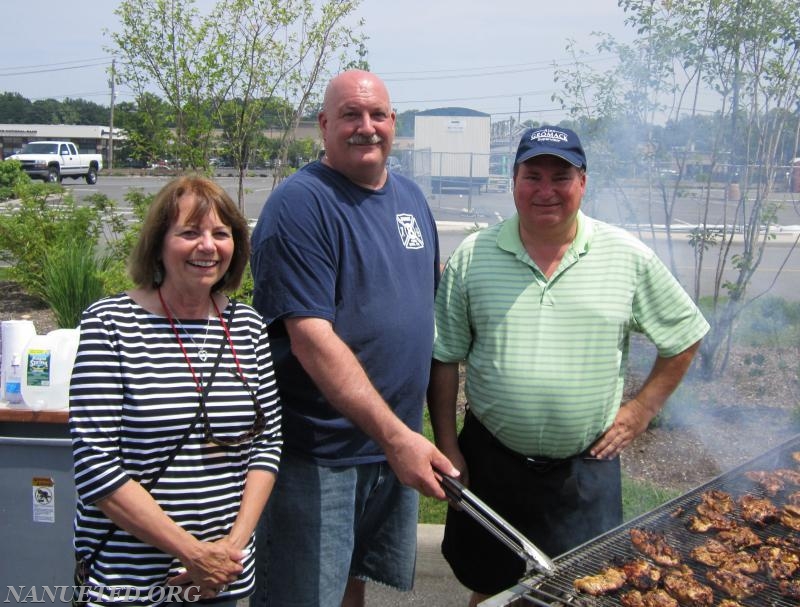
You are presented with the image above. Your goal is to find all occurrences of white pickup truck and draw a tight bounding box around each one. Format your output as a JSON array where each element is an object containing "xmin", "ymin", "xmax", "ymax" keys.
[{"xmin": 7, "ymin": 141, "xmax": 103, "ymax": 184}]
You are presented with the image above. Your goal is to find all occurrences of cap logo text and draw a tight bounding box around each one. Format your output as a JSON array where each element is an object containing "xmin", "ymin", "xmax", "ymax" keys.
[{"xmin": 530, "ymin": 129, "xmax": 568, "ymax": 144}]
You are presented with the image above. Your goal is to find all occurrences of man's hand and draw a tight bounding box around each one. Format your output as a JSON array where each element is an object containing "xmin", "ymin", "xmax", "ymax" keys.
[
  {"xmin": 383, "ymin": 427, "xmax": 459, "ymax": 499},
  {"xmin": 590, "ymin": 344, "xmax": 702, "ymax": 460},
  {"xmin": 589, "ymin": 398, "xmax": 654, "ymax": 460}
]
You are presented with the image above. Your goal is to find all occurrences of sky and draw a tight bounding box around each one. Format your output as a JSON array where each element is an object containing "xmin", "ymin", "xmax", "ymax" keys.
[{"xmin": 0, "ymin": 0, "xmax": 635, "ymax": 123}]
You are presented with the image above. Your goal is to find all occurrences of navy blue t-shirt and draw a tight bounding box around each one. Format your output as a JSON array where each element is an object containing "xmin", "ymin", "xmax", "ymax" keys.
[{"xmin": 251, "ymin": 162, "xmax": 440, "ymax": 465}]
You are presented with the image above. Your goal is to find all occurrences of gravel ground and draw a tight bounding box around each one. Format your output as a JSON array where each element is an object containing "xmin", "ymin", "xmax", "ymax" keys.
[
  {"xmin": 3, "ymin": 279, "xmax": 799, "ymax": 492},
  {"xmin": 620, "ymin": 333, "xmax": 800, "ymax": 492}
]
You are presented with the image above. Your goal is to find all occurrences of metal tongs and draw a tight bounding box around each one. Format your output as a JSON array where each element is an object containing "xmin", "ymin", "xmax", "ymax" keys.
[{"xmin": 437, "ymin": 470, "xmax": 556, "ymax": 576}]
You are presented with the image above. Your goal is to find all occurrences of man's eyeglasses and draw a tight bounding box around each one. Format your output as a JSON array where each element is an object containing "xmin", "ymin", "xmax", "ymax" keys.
[{"xmin": 198, "ymin": 371, "xmax": 266, "ymax": 447}]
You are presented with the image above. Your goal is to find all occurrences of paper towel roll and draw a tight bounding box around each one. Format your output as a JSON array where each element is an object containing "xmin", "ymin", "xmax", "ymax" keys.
[{"xmin": 2, "ymin": 320, "xmax": 37, "ymax": 403}]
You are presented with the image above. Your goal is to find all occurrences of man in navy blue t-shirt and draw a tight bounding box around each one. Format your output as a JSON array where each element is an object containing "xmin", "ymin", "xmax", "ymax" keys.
[{"xmin": 250, "ymin": 70, "xmax": 458, "ymax": 607}]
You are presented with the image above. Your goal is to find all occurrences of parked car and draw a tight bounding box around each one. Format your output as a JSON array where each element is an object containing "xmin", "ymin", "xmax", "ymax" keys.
[{"xmin": 6, "ymin": 141, "xmax": 102, "ymax": 184}]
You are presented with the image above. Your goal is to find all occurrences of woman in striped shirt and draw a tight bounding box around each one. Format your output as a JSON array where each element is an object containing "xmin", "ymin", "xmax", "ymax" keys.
[{"xmin": 69, "ymin": 176, "xmax": 281, "ymax": 607}]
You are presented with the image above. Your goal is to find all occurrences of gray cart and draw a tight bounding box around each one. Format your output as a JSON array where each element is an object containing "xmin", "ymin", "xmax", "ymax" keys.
[{"xmin": 0, "ymin": 410, "xmax": 74, "ymax": 605}]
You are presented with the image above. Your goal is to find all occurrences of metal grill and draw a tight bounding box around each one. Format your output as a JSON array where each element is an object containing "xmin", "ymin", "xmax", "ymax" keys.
[{"xmin": 482, "ymin": 433, "xmax": 800, "ymax": 606}]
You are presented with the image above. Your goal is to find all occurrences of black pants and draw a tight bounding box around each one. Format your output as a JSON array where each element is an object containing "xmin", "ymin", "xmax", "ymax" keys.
[{"xmin": 441, "ymin": 412, "xmax": 623, "ymax": 596}]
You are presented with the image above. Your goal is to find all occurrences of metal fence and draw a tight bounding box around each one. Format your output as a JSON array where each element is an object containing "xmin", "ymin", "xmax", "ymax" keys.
[{"xmin": 390, "ymin": 149, "xmax": 512, "ymax": 195}]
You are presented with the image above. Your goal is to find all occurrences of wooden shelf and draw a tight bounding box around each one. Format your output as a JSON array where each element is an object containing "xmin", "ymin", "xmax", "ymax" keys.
[{"xmin": 0, "ymin": 405, "xmax": 68, "ymax": 424}]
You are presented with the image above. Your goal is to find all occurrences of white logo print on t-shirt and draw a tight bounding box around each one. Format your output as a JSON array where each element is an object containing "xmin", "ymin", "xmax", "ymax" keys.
[{"xmin": 396, "ymin": 214, "xmax": 424, "ymax": 249}]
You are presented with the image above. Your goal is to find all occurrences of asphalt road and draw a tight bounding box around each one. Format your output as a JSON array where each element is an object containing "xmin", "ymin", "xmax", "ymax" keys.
[{"xmin": 61, "ymin": 174, "xmax": 800, "ymax": 300}]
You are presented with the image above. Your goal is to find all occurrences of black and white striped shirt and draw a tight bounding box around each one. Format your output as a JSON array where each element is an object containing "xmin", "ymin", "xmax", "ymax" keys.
[{"xmin": 70, "ymin": 294, "xmax": 281, "ymax": 606}]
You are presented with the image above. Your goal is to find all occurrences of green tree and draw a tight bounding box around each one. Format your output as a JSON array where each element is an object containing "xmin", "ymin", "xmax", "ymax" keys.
[
  {"xmin": 62, "ymin": 97, "xmax": 110, "ymax": 125},
  {"xmin": 110, "ymin": 0, "xmax": 364, "ymax": 207},
  {"xmin": 115, "ymin": 94, "xmax": 172, "ymax": 167},
  {"xmin": 555, "ymin": 0, "xmax": 800, "ymax": 379},
  {"xmin": 395, "ymin": 109, "xmax": 419, "ymax": 138},
  {"xmin": 28, "ymin": 98, "xmax": 64, "ymax": 124},
  {"xmin": 210, "ymin": 0, "xmax": 297, "ymax": 208},
  {"xmin": 264, "ymin": 0, "xmax": 366, "ymax": 187},
  {"xmin": 111, "ymin": 0, "xmax": 222, "ymax": 170},
  {"xmin": 0, "ymin": 92, "xmax": 32, "ymax": 123}
]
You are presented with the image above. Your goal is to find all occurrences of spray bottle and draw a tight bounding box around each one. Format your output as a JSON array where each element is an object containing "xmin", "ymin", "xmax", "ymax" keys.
[{"xmin": 4, "ymin": 353, "xmax": 23, "ymax": 404}]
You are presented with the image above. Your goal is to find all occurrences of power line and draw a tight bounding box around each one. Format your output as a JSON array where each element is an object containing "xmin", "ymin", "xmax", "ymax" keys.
[
  {"xmin": 395, "ymin": 88, "xmax": 555, "ymax": 105},
  {"xmin": 0, "ymin": 60, "xmax": 111, "ymax": 78},
  {"xmin": 0, "ymin": 57, "xmax": 110, "ymax": 72},
  {"xmin": 380, "ymin": 54, "xmax": 616, "ymax": 77},
  {"xmin": 381, "ymin": 54, "xmax": 616, "ymax": 83}
]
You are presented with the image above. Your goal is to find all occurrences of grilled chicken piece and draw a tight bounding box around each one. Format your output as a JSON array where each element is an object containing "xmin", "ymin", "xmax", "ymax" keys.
[
  {"xmin": 716, "ymin": 526, "xmax": 762, "ymax": 550},
  {"xmin": 620, "ymin": 589, "xmax": 646, "ymax": 607},
  {"xmin": 663, "ymin": 566, "xmax": 714, "ymax": 606},
  {"xmin": 766, "ymin": 533, "xmax": 800, "ymax": 553},
  {"xmin": 573, "ymin": 565, "xmax": 626, "ymax": 595},
  {"xmin": 792, "ymin": 451, "xmax": 800, "ymax": 465},
  {"xmin": 787, "ymin": 490, "xmax": 800, "ymax": 506},
  {"xmin": 620, "ymin": 588, "xmax": 679, "ymax": 607},
  {"xmin": 780, "ymin": 503, "xmax": 800, "ymax": 531},
  {"xmin": 718, "ymin": 552, "xmax": 760, "ymax": 575},
  {"xmin": 705, "ymin": 568, "xmax": 765, "ymax": 600},
  {"xmin": 778, "ymin": 578, "xmax": 800, "ymax": 600},
  {"xmin": 687, "ymin": 509, "xmax": 736, "ymax": 533},
  {"xmin": 744, "ymin": 470, "xmax": 784, "ymax": 495},
  {"xmin": 689, "ymin": 539, "xmax": 758, "ymax": 574},
  {"xmin": 738, "ymin": 494, "xmax": 778, "ymax": 526},
  {"xmin": 698, "ymin": 489, "xmax": 734, "ymax": 514},
  {"xmin": 690, "ymin": 539, "xmax": 733, "ymax": 567},
  {"xmin": 757, "ymin": 544, "xmax": 800, "ymax": 579},
  {"xmin": 621, "ymin": 558, "xmax": 662, "ymax": 590},
  {"xmin": 774, "ymin": 467, "xmax": 800, "ymax": 485},
  {"xmin": 630, "ymin": 528, "xmax": 682, "ymax": 567}
]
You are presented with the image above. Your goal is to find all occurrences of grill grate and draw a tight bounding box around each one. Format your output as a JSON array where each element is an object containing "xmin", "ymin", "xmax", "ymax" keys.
[{"xmin": 484, "ymin": 433, "xmax": 800, "ymax": 606}]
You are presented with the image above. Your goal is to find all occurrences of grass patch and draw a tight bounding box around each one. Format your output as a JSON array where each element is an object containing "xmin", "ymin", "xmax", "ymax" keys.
[
  {"xmin": 0, "ymin": 266, "xmax": 10, "ymax": 280},
  {"xmin": 419, "ymin": 407, "xmax": 461, "ymax": 524},
  {"xmin": 420, "ymin": 487, "xmax": 451, "ymax": 524},
  {"xmin": 622, "ymin": 476, "xmax": 682, "ymax": 522}
]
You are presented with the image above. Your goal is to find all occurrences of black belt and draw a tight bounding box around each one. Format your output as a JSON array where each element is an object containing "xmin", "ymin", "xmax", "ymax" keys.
[{"xmin": 466, "ymin": 410, "xmax": 596, "ymax": 472}]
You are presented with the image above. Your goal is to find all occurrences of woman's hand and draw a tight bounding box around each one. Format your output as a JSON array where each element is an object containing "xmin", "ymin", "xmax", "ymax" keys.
[{"xmin": 168, "ymin": 540, "xmax": 245, "ymax": 599}]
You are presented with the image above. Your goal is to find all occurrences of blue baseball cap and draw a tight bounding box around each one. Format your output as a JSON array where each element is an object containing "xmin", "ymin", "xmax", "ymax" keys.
[{"xmin": 514, "ymin": 126, "xmax": 586, "ymax": 170}]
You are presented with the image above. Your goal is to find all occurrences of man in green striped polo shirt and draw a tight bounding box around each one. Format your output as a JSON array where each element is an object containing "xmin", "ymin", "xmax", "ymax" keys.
[{"xmin": 428, "ymin": 126, "xmax": 709, "ymax": 605}]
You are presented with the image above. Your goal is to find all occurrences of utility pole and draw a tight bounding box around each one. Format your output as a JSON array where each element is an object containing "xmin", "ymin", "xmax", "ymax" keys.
[{"xmin": 108, "ymin": 59, "xmax": 116, "ymax": 171}]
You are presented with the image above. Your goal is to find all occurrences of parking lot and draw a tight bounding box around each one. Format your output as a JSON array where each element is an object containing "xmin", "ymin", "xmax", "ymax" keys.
[{"xmin": 20, "ymin": 172, "xmax": 800, "ymax": 300}]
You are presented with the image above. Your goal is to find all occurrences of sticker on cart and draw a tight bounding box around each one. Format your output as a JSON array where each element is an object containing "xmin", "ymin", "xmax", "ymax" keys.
[{"xmin": 32, "ymin": 477, "xmax": 55, "ymax": 523}]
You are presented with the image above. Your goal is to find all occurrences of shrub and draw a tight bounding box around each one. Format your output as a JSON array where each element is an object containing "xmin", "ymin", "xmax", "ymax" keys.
[
  {"xmin": 0, "ymin": 186, "xmax": 100, "ymax": 300},
  {"xmin": 230, "ymin": 264, "xmax": 255, "ymax": 305},
  {"xmin": 0, "ymin": 159, "xmax": 31, "ymax": 201},
  {"xmin": 0, "ymin": 184, "xmax": 142, "ymax": 304},
  {"xmin": 41, "ymin": 246, "xmax": 110, "ymax": 328}
]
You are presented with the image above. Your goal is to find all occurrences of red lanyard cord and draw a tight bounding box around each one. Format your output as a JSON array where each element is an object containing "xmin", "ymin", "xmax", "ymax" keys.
[{"xmin": 157, "ymin": 289, "xmax": 246, "ymax": 390}]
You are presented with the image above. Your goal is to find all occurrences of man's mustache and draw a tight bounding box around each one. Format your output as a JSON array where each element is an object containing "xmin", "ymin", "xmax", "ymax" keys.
[{"xmin": 346, "ymin": 134, "xmax": 383, "ymax": 145}]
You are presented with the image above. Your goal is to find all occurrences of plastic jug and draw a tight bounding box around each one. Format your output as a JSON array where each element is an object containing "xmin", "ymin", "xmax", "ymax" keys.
[{"xmin": 21, "ymin": 328, "xmax": 80, "ymax": 410}]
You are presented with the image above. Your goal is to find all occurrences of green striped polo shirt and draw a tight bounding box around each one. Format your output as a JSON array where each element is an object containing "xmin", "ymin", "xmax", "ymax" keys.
[{"xmin": 433, "ymin": 211, "xmax": 709, "ymax": 458}]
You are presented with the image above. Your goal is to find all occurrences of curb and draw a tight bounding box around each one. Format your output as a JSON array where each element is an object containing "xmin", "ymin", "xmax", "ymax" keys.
[
  {"xmin": 416, "ymin": 524, "xmax": 451, "ymax": 578},
  {"xmin": 436, "ymin": 220, "xmax": 489, "ymax": 232}
]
